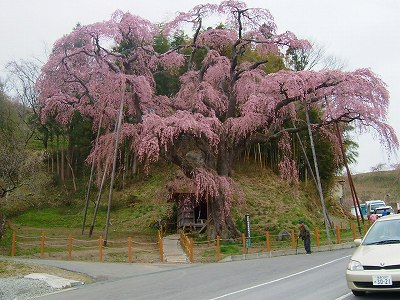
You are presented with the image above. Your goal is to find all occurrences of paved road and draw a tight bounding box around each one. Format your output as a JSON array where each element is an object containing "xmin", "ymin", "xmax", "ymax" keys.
[{"xmin": 15, "ymin": 249, "xmax": 400, "ymax": 300}]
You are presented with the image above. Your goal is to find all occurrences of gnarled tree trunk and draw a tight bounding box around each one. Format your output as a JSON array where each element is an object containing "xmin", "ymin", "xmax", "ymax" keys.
[{"xmin": 209, "ymin": 194, "xmax": 240, "ymax": 239}]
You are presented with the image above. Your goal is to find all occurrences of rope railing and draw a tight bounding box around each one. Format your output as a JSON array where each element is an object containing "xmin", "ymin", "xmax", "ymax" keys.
[
  {"xmin": 10, "ymin": 231, "xmax": 162, "ymax": 263},
  {"xmin": 179, "ymin": 222, "xmax": 364, "ymax": 262},
  {"xmin": 9, "ymin": 223, "xmax": 363, "ymax": 263}
]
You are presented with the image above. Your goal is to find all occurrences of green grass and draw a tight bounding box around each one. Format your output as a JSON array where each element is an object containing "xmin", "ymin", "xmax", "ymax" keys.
[
  {"xmin": 14, "ymin": 207, "xmax": 84, "ymax": 228},
  {"xmin": 220, "ymin": 243, "xmax": 241, "ymax": 255}
]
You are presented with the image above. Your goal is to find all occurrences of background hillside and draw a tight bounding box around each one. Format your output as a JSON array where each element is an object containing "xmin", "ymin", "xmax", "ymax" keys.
[{"xmin": 341, "ymin": 169, "xmax": 400, "ymax": 209}]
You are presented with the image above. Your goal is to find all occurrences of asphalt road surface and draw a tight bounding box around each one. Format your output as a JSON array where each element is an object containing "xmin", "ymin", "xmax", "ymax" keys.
[{"xmin": 18, "ymin": 248, "xmax": 400, "ymax": 300}]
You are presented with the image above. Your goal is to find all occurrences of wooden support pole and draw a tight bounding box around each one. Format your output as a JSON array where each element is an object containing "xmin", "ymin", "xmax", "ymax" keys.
[
  {"xmin": 363, "ymin": 222, "xmax": 368, "ymax": 235},
  {"xmin": 216, "ymin": 235, "xmax": 220, "ymax": 261},
  {"xmin": 68, "ymin": 234, "xmax": 72, "ymax": 260},
  {"xmin": 336, "ymin": 226, "xmax": 341, "ymax": 244},
  {"xmin": 291, "ymin": 229, "xmax": 296, "ymax": 249},
  {"xmin": 158, "ymin": 231, "xmax": 164, "ymax": 262},
  {"xmin": 128, "ymin": 237, "xmax": 132, "ymax": 263},
  {"xmin": 242, "ymin": 233, "xmax": 246, "ymax": 254},
  {"xmin": 40, "ymin": 232, "xmax": 45, "ymax": 258},
  {"xmin": 351, "ymin": 223, "xmax": 356, "ymax": 240},
  {"xmin": 99, "ymin": 235, "xmax": 103, "ymax": 262},
  {"xmin": 266, "ymin": 231, "xmax": 271, "ymax": 252},
  {"xmin": 315, "ymin": 227, "xmax": 320, "ymax": 247},
  {"xmin": 189, "ymin": 238, "xmax": 194, "ymax": 263},
  {"xmin": 11, "ymin": 231, "xmax": 16, "ymax": 257}
]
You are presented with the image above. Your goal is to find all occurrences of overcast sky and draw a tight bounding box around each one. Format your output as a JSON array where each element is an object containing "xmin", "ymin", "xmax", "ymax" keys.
[{"xmin": 0, "ymin": 0, "xmax": 399, "ymax": 174}]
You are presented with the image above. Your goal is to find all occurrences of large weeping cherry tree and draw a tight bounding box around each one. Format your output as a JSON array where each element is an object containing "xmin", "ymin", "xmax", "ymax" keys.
[{"xmin": 37, "ymin": 1, "xmax": 398, "ymax": 239}]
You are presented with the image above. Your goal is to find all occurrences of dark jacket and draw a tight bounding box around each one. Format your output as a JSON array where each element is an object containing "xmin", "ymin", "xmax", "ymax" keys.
[{"xmin": 298, "ymin": 224, "xmax": 310, "ymax": 240}]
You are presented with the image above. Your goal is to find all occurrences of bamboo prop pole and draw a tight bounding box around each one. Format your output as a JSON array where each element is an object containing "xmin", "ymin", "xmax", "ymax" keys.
[
  {"xmin": 304, "ymin": 107, "xmax": 331, "ymax": 242},
  {"xmin": 82, "ymin": 113, "xmax": 104, "ymax": 234},
  {"xmin": 89, "ymin": 158, "xmax": 110, "ymax": 237},
  {"xmin": 104, "ymin": 83, "xmax": 125, "ymax": 246}
]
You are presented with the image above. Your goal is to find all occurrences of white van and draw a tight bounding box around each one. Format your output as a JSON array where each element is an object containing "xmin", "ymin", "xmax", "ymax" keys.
[{"xmin": 365, "ymin": 200, "xmax": 385, "ymax": 217}]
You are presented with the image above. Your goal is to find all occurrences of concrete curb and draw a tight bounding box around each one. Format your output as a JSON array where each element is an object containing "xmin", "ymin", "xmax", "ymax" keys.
[
  {"xmin": 24, "ymin": 273, "xmax": 84, "ymax": 289},
  {"xmin": 220, "ymin": 242, "xmax": 356, "ymax": 262}
]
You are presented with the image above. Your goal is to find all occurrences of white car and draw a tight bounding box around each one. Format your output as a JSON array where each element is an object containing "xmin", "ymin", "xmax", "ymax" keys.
[
  {"xmin": 374, "ymin": 206, "xmax": 394, "ymax": 218},
  {"xmin": 346, "ymin": 214, "xmax": 400, "ymax": 296}
]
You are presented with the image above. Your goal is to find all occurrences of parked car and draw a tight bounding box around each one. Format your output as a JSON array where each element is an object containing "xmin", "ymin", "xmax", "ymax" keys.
[
  {"xmin": 365, "ymin": 200, "xmax": 386, "ymax": 218},
  {"xmin": 374, "ymin": 206, "xmax": 394, "ymax": 218},
  {"xmin": 351, "ymin": 203, "xmax": 368, "ymax": 220},
  {"xmin": 346, "ymin": 214, "xmax": 400, "ymax": 296}
]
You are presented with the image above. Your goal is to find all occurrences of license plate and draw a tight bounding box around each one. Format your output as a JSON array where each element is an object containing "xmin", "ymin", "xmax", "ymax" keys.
[{"xmin": 372, "ymin": 275, "xmax": 392, "ymax": 285}]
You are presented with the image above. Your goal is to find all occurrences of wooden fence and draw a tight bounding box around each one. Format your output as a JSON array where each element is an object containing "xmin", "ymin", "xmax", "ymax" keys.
[
  {"xmin": 8, "ymin": 223, "xmax": 366, "ymax": 263},
  {"xmin": 10, "ymin": 230, "xmax": 164, "ymax": 263}
]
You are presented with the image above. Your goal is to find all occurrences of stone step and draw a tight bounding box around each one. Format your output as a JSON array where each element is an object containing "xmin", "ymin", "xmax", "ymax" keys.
[{"xmin": 162, "ymin": 234, "xmax": 189, "ymax": 264}]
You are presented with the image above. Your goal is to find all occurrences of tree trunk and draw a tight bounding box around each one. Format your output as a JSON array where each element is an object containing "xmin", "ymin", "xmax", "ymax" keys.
[
  {"xmin": 132, "ymin": 152, "xmax": 137, "ymax": 175},
  {"xmin": 66, "ymin": 156, "xmax": 77, "ymax": 191},
  {"xmin": 209, "ymin": 194, "xmax": 240, "ymax": 240}
]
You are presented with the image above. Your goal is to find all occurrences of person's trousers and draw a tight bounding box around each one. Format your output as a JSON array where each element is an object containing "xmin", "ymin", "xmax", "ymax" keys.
[{"xmin": 304, "ymin": 237, "xmax": 311, "ymax": 254}]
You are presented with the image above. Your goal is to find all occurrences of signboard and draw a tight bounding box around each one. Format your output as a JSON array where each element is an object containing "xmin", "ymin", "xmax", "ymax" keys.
[{"xmin": 245, "ymin": 214, "xmax": 251, "ymax": 248}]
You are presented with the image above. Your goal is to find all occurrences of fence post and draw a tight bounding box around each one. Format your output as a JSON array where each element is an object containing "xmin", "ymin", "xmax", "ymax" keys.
[
  {"xmin": 266, "ymin": 231, "xmax": 271, "ymax": 252},
  {"xmin": 189, "ymin": 238, "xmax": 194, "ymax": 263},
  {"xmin": 363, "ymin": 222, "xmax": 368, "ymax": 235},
  {"xmin": 291, "ymin": 229, "xmax": 296, "ymax": 249},
  {"xmin": 68, "ymin": 234, "xmax": 72, "ymax": 260},
  {"xmin": 158, "ymin": 230, "xmax": 164, "ymax": 262},
  {"xmin": 128, "ymin": 237, "xmax": 132, "ymax": 263},
  {"xmin": 11, "ymin": 231, "xmax": 16, "ymax": 257},
  {"xmin": 336, "ymin": 225, "xmax": 341, "ymax": 244},
  {"xmin": 216, "ymin": 235, "xmax": 220, "ymax": 261},
  {"xmin": 242, "ymin": 233, "xmax": 246, "ymax": 254},
  {"xmin": 99, "ymin": 235, "xmax": 103, "ymax": 262},
  {"xmin": 315, "ymin": 227, "xmax": 320, "ymax": 247},
  {"xmin": 351, "ymin": 223, "xmax": 356, "ymax": 240},
  {"xmin": 40, "ymin": 232, "xmax": 45, "ymax": 258}
]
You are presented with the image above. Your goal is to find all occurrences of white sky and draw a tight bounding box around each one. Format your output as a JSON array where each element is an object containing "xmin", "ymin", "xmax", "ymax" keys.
[{"xmin": 0, "ymin": 0, "xmax": 399, "ymax": 174}]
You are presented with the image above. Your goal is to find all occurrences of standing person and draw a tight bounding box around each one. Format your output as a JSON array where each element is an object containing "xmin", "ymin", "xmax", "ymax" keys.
[
  {"xmin": 298, "ymin": 221, "xmax": 311, "ymax": 255},
  {"xmin": 369, "ymin": 211, "xmax": 378, "ymax": 223}
]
